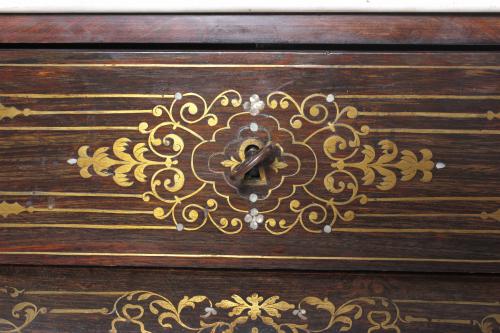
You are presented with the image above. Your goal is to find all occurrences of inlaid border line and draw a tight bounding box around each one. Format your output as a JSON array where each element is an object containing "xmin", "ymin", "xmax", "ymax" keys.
[
  {"xmin": 0, "ymin": 224, "xmax": 499, "ymax": 233},
  {"xmin": 3, "ymin": 193, "xmax": 499, "ymax": 202},
  {"xmin": 18, "ymin": 291, "xmax": 500, "ymax": 306},
  {"xmin": 404, "ymin": 317, "xmax": 474, "ymax": 325},
  {"xmin": 0, "ymin": 224, "xmax": 497, "ymax": 233},
  {"xmin": 0, "ymin": 93, "xmax": 169, "ymax": 99},
  {"xmin": 49, "ymin": 308, "xmax": 108, "ymax": 314},
  {"xmin": 0, "ymin": 251, "xmax": 499, "ymax": 263},
  {"xmin": 1, "ymin": 127, "xmax": 499, "ymax": 134},
  {"xmin": 0, "ymin": 224, "xmax": 175, "ymax": 230},
  {"xmin": 394, "ymin": 299, "xmax": 500, "ymax": 306},
  {"xmin": 0, "ymin": 191, "xmax": 143, "ymax": 199},
  {"xmin": 370, "ymin": 128, "xmax": 500, "ymax": 135},
  {"xmin": 0, "ymin": 126, "xmax": 138, "ymax": 131},
  {"xmin": 1, "ymin": 108, "xmax": 154, "ymax": 117},
  {"xmin": 24, "ymin": 291, "xmax": 127, "ymax": 296},
  {"xmin": 1, "ymin": 64, "xmax": 500, "ymax": 70},
  {"xmin": 23, "ymin": 207, "xmax": 155, "ymax": 216},
  {"xmin": 2, "ymin": 93, "xmax": 500, "ymax": 100},
  {"xmin": 367, "ymin": 197, "xmax": 500, "ymax": 202},
  {"xmin": 358, "ymin": 110, "xmax": 499, "ymax": 120},
  {"xmin": 337, "ymin": 94, "xmax": 500, "ymax": 100},
  {"xmin": 333, "ymin": 228, "xmax": 500, "ymax": 234},
  {"xmin": 356, "ymin": 212, "xmax": 494, "ymax": 218}
]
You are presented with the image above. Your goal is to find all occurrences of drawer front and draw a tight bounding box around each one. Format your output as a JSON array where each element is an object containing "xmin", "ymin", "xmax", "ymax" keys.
[
  {"xmin": 0, "ymin": 51, "xmax": 499, "ymax": 271},
  {"xmin": 1, "ymin": 266, "xmax": 500, "ymax": 333}
]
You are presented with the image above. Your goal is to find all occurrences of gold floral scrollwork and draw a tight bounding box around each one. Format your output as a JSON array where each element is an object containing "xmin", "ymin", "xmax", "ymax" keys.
[
  {"xmin": 108, "ymin": 291, "xmax": 404, "ymax": 333},
  {"xmin": 78, "ymin": 136, "xmax": 185, "ymax": 191},
  {"xmin": 267, "ymin": 93, "xmax": 332, "ymax": 129},
  {"xmin": 326, "ymin": 139, "xmax": 434, "ymax": 192},
  {"xmin": 0, "ymin": 287, "xmax": 46, "ymax": 333},
  {"xmin": 67, "ymin": 90, "xmax": 438, "ymax": 234},
  {"xmin": 264, "ymin": 92, "xmax": 436, "ymax": 234},
  {"xmin": 73, "ymin": 90, "xmax": 244, "ymax": 233},
  {"xmin": 476, "ymin": 314, "xmax": 500, "ymax": 333},
  {"xmin": 216, "ymin": 293, "xmax": 295, "ymax": 328},
  {"xmin": 2, "ymin": 287, "xmax": 499, "ymax": 332}
]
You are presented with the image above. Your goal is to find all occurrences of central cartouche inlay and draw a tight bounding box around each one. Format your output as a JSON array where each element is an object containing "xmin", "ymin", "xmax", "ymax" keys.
[{"xmin": 65, "ymin": 91, "xmax": 435, "ymax": 234}]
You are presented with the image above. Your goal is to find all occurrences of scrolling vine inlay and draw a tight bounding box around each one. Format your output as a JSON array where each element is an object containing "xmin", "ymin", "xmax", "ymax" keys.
[
  {"xmin": 0, "ymin": 90, "xmax": 438, "ymax": 234},
  {"xmin": 1, "ymin": 287, "xmax": 499, "ymax": 333},
  {"xmin": 71, "ymin": 90, "xmax": 436, "ymax": 234}
]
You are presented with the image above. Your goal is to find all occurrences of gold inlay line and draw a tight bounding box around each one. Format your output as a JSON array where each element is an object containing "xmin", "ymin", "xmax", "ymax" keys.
[
  {"xmin": 0, "ymin": 126, "xmax": 138, "ymax": 131},
  {"xmin": 394, "ymin": 299, "xmax": 500, "ymax": 306},
  {"xmin": 24, "ymin": 290, "xmax": 127, "ymax": 296},
  {"xmin": 0, "ymin": 191, "xmax": 143, "ymax": 199},
  {"xmin": 356, "ymin": 213, "xmax": 483, "ymax": 218},
  {"xmin": 0, "ymin": 251, "xmax": 498, "ymax": 263},
  {"xmin": 0, "ymin": 224, "xmax": 498, "ymax": 233},
  {"xmin": 430, "ymin": 319, "xmax": 473, "ymax": 325},
  {"xmin": 20, "ymin": 290, "xmax": 500, "ymax": 308},
  {"xmin": 337, "ymin": 94, "xmax": 500, "ymax": 100},
  {"xmin": 49, "ymin": 308, "xmax": 108, "ymax": 314},
  {"xmin": 1, "ymin": 93, "xmax": 500, "ymax": 100},
  {"xmin": 25, "ymin": 110, "xmax": 152, "ymax": 115},
  {"xmin": 0, "ymin": 224, "xmax": 175, "ymax": 230},
  {"xmin": 358, "ymin": 110, "xmax": 499, "ymax": 120},
  {"xmin": 4, "ymin": 194, "xmax": 496, "ymax": 202},
  {"xmin": 370, "ymin": 128, "xmax": 500, "ymax": 135},
  {"xmin": 14, "ymin": 109, "xmax": 152, "ymax": 115},
  {"xmin": 31, "ymin": 207, "xmax": 154, "ymax": 215},
  {"xmin": 25, "ymin": 291, "xmax": 126, "ymax": 296},
  {"xmin": 0, "ymin": 93, "xmax": 169, "ymax": 99},
  {"xmin": 333, "ymin": 228, "xmax": 500, "ymax": 234},
  {"xmin": 21, "ymin": 291, "xmax": 500, "ymax": 307},
  {"xmin": 0, "ymin": 104, "xmax": 156, "ymax": 120},
  {"xmin": 1, "ymin": 63, "xmax": 500, "ymax": 69},
  {"xmin": 367, "ymin": 197, "xmax": 500, "ymax": 202}
]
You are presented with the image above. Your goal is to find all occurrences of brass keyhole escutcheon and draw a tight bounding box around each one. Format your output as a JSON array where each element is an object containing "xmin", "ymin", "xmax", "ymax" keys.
[
  {"xmin": 230, "ymin": 139, "xmax": 279, "ymax": 189},
  {"xmin": 240, "ymin": 142, "xmax": 268, "ymax": 186}
]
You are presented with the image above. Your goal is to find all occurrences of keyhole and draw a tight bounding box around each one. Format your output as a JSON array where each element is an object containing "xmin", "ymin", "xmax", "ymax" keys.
[{"xmin": 244, "ymin": 145, "xmax": 262, "ymax": 181}]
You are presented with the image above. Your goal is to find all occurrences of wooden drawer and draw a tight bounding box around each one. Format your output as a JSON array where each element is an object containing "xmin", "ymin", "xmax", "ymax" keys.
[
  {"xmin": 0, "ymin": 50, "xmax": 499, "ymax": 272},
  {"xmin": 1, "ymin": 266, "xmax": 500, "ymax": 333}
]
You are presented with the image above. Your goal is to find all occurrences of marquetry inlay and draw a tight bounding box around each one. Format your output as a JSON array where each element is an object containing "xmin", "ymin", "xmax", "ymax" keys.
[
  {"xmin": 0, "ymin": 88, "xmax": 499, "ymax": 236},
  {"xmin": 1, "ymin": 286, "xmax": 499, "ymax": 333}
]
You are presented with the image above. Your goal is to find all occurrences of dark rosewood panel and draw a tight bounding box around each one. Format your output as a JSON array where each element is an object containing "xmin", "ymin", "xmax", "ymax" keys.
[
  {"xmin": 0, "ymin": 266, "xmax": 500, "ymax": 333},
  {"xmin": 0, "ymin": 15, "xmax": 499, "ymax": 45},
  {"xmin": 0, "ymin": 50, "xmax": 499, "ymax": 272}
]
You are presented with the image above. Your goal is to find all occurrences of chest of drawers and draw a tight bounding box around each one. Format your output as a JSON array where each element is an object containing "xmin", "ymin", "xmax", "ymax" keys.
[{"xmin": 0, "ymin": 14, "xmax": 499, "ymax": 333}]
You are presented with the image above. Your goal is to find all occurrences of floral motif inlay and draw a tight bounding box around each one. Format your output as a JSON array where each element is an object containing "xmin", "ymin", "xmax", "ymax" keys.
[
  {"xmin": 60, "ymin": 90, "xmax": 437, "ymax": 234},
  {"xmin": 2, "ymin": 287, "xmax": 499, "ymax": 333}
]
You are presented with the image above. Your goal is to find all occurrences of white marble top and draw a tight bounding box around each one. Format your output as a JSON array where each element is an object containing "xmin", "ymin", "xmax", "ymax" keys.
[{"xmin": 0, "ymin": 0, "xmax": 498, "ymax": 13}]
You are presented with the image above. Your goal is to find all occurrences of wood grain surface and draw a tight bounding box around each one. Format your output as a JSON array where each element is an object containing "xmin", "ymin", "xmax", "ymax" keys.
[
  {"xmin": 0, "ymin": 266, "xmax": 500, "ymax": 333},
  {"xmin": 0, "ymin": 15, "xmax": 499, "ymax": 45},
  {"xmin": 0, "ymin": 50, "xmax": 499, "ymax": 272}
]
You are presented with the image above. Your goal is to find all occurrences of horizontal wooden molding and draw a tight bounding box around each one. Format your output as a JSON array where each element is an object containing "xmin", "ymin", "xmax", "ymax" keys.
[{"xmin": 0, "ymin": 15, "xmax": 499, "ymax": 45}]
